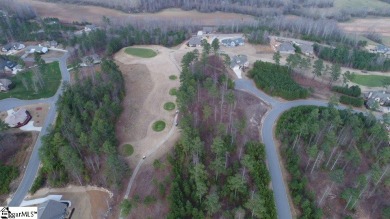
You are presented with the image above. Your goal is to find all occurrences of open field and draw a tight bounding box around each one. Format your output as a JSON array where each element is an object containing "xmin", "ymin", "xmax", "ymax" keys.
[
  {"xmin": 124, "ymin": 47, "xmax": 157, "ymax": 58},
  {"xmin": 28, "ymin": 186, "xmax": 112, "ymax": 219},
  {"xmin": 0, "ymin": 62, "xmax": 61, "ymax": 100},
  {"xmin": 16, "ymin": 0, "xmax": 256, "ymax": 25},
  {"xmin": 348, "ymin": 74, "xmax": 390, "ymax": 87},
  {"xmin": 339, "ymin": 17, "xmax": 390, "ymax": 37},
  {"xmin": 335, "ymin": 0, "xmax": 390, "ymax": 9}
]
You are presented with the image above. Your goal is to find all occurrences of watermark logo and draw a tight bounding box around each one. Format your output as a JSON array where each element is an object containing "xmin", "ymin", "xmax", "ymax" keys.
[{"xmin": 0, "ymin": 207, "xmax": 37, "ymax": 219}]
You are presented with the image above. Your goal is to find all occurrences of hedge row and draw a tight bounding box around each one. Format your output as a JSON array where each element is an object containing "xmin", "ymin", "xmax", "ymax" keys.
[
  {"xmin": 339, "ymin": 95, "xmax": 364, "ymax": 107},
  {"xmin": 331, "ymin": 85, "xmax": 361, "ymax": 97}
]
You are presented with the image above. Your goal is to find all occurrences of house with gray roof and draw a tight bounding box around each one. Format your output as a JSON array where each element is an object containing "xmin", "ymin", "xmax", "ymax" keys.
[
  {"xmin": 81, "ymin": 54, "xmax": 101, "ymax": 67},
  {"xmin": 277, "ymin": 42, "xmax": 295, "ymax": 54},
  {"xmin": 38, "ymin": 200, "xmax": 68, "ymax": 219},
  {"xmin": 0, "ymin": 57, "xmax": 17, "ymax": 71},
  {"xmin": 221, "ymin": 38, "xmax": 244, "ymax": 47},
  {"xmin": 0, "ymin": 78, "xmax": 12, "ymax": 92},
  {"xmin": 295, "ymin": 43, "xmax": 313, "ymax": 56},
  {"xmin": 375, "ymin": 44, "xmax": 390, "ymax": 54},
  {"xmin": 365, "ymin": 91, "xmax": 390, "ymax": 109},
  {"xmin": 1, "ymin": 42, "xmax": 25, "ymax": 52},
  {"xmin": 28, "ymin": 45, "xmax": 48, "ymax": 54},
  {"xmin": 188, "ymin": 36, "xmax": 202, "ymax": 47},
  {"xmin": 230, "ymin": 55, "xmax": 249, "ymax": 69}
]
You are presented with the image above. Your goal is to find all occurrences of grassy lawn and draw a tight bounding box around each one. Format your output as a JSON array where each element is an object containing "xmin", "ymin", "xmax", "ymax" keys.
[
  {"xmin": 152, "ymin": 120, "xmax": 166, "ymax": 132},
  {"xmin": 0, "ymin": 62, "xmax": 61, "ymax": 100},
  {"xmin": 163, "ymin": 102, "xmax": 176, "ymax": 111},
  {"xmin": 124, "ymin": 47, "xmax": 157, "ymax": 58},
  {"xmin": 169, "ymin": 75, "xmax": 177, "ymax": 80},
  {"xmin": 121, "ymin": 144, "xmax": 134, "ymax": 156},
  {"xmin": 349, "ymin": 74, "xmax": 390, "ymax": 87},
  {"xmin": 169, "ymin": 88, "xmax": 177, "ymax": 96}
]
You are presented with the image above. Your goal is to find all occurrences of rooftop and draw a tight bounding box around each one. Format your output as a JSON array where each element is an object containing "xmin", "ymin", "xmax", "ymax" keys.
[
  {"xmin": 4, "ymin": 108, "xmax": 29, "ymax": 127},
  {"xmin": 38, "ymin": 200, "xmax": 67, "ymax": 219},
  {"xmin": 230, "ymin": 54, "xmax": 248, "ymax": 68},
  {"xmin": 188, "ymin": 36, "xmax": 202, "ymax": 46},
  {"xmin": 278, "ymin": 42, "xmax": 295, "ymax": 52}
]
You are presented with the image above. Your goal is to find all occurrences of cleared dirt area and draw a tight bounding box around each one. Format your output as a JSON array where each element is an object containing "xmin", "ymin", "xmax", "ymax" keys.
[
  {"xmin": 339, "ymin": 17, "xmax": 390, "ymax": 37},
  {"xmin": 27, "ymin": 186, "xmax": 112, "ymax": 219},
  {"xmin": 114, "ymin": 46, "xmax": 180, "ymax": 166},
  {"xmin": 17, "ymin": 0, "xmax": 255, "ymax": 25}
]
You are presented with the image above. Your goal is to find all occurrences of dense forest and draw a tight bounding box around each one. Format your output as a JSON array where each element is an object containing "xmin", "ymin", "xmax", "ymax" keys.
[
  {"xmin": 248, "ymin": 60, "xmax": 309, "ymax": 100},
  {"xmin": 168, "ymin": 41, "xmax": 276, "ymax": 218},
  {"xmin": 34, "ymin": 60, "xmax": 128, "ymax": 190},
  {"xmin": 314, "ymin": 44, "xmax": 390, "ymax": 72},
  {"xmin": 276, "ymin": 106, "xmax": 390, "ymax": 218}
]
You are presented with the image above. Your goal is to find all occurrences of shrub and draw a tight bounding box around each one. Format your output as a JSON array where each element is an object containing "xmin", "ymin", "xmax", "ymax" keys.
[
  {"xmin": 0, "ymin": 164, "xmax": 19, "ymax": 194},
  {"xmin": 163, "ymin": 102, "xmax": 176, "ymax": 111},
  {"xmin": 169, "ymin": 75, "xmax": 177, "ymax": 80},
  {"xmin": 152, "ymin": 120, "xmax": 166, "ymax": 132},
  {"xmin": 120, "ymin": 199, "xmax": 132, "ymax": 216},
  {"xmin": 169, "ymin": 88, "xmax": 177, "ymax": 96},
  {"xmin": 331, "ymin": 85, "xmax": 361, "ymax": 97},
  {"xmin": 122, "ymin": 144, "xmax": 134, "ymax": 156},
  {"xmin": 143, "ymin": 195, "xmax": 157, "ymax": 205},
  {"xmin": 339, "ymin": 95, "xmax": 364, "ymax": 107},
  {"xmin": 30, "ymin": 170, "xmax": 45, "ymax": 194}
]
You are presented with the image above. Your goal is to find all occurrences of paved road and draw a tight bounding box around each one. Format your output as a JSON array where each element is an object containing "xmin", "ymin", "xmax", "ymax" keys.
[
  {"xmin": 6, "ymin": 53, "xmax": 70, "ymax": 206},
  {"xmin": 235, "ymin": 79, "xmax": 375, "ymax": 219}
]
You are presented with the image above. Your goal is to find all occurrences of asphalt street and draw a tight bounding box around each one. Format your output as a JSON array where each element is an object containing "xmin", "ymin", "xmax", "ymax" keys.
[{"xmin": 5, "ymin": 53, "xmax": 70, "ymax": 206}]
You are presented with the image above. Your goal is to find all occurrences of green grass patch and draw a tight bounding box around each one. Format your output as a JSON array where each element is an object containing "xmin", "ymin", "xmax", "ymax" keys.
[
  {"xmin": 169, "ymin": 75, "xmax": 177, "ymax": 80},
  {"xmin": 124, "ymin": 47, "xmax": 157, "ymax": 58},
  {"xmin": 122, "ymin": 144, "xmax": 134, "ymax": 156},
  {"xmin": 169, "ymin": 88, "xmax": 177, "ymax": 96},
  {"xmin": 152, "ymin": 120, "xmax": 166, "ymax": 132},
  {"xmin": 163, "ymin": 102, "xmax": 175, "ymax": 111},
  {"xmin": 0, "ymin": 62, "xmax": 61, "ymax": 100},
  {"xmin": 348, "ymin": 74, "xmax": 390, "ymax": 87}
]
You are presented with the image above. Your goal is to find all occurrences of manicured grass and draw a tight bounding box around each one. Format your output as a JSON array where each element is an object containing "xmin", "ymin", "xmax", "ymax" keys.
[
  {"xmin": 348, "ymin": 74, "xmax": 390, "ymax": 87},
  {"xmin": 169, "ymin": 88, "xmax": 177, "ymax": 96},
  {"xmin": 152, "ymin": 120, "xmax": 166, "ymax": 132},
  {"xmin": 0, "ymin": 62, "xmax": 61, "ymax": 100},
  {"xmin": 122, "ymin": 144, "xmax": 134, "ymax": 156},
  {"xmin": 124, "ymin": 47, "xmax": 157, "ymax": 58},
  {"xmin": 163, "ymin": 102, "xmax": 176, "ymax": 111},
  {"xmin": 169, "ymin": 75, "xmax": 177, "ymax": 80}
]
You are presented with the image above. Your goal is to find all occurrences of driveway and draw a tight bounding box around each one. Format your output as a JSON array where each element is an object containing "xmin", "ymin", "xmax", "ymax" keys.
[{"xmin": 4, "ymin": 52, "xmax": 70, "ymax": 206}]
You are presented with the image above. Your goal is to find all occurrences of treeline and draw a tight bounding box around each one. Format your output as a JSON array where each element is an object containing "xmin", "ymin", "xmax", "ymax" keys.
[
  {"xmin": 0, "ymin": 164, "xmax": 18, "ymax": 195},
  {"xmin": 331, "ymin": 85, "xmax": 361, "ymax": 97},
  {"xmin": 36, "ymin": 60, "xmax": 127, "ymax": 189},
  {"xmin": 168, "ymin": 42, "xmax": 276, "ymax": 218},
  {"xmin": 314, "ymin": 44, "xmax": 390, "ymax": 72},
  {"xmin": 339, "ymin": 95, "xmax": 364, "ymax": 107},
  {"xmin": 248, "ymin": 60, "xmax": 309, "ymax": 100},
  {"xmin": 276, "ymin": 106, "xmax": 390, "ymax": 218}
]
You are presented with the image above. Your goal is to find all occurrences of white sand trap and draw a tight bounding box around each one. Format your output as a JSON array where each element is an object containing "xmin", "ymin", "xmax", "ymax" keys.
[
  {"xmin": 233, "ymin": 66, "xmax": 242, "ymax": 79},
  {"xmin": 19, "ymin": 121, "xmax": 42, "ymax": 132}
]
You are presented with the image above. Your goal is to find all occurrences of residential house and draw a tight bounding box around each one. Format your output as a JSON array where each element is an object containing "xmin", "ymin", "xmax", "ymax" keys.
[
  {"xmin": 38, "ymin": 200, "xmax": 68, "ymax": 219},
  {"xmin": 295, "ymin": 43, "xmax": 313, "ymax": 56},
  {"xmin": 277, "ymin": 42, "xmax": 295, "ymax": 54},
  {"xmin": 197, "ymin": 31, "xmax": 203, "ymax": 36},
  {"xmin": 0, "ymin": 79, "xmax": 13, "ymax": 92},
  {"xmin": 375, "ymin": 44, "xmax": 389, "ymax": 54},
  {"xmin": 365, "ymin": 91, "xmax": 390, "ymax": 109},
  {"xmin": 1, "ymin": 42, "xmax": 25, "ymax": 52},
  {"xmin": 0, "ymin": 57, "xmax": 17, "ymax": 72},
  {"xmin": 188, "ymin": 36, "xmax": 202, "ymax": 47},
  {"xmin": 44, "ymin": 40, "xmax": 58, "ymax": 48},
  {"xmin": 221, "ymin": 38, "xmax": 244, "ymax": 47},
  {"xmin": 28, "ymin": 45, "xmax": 48, "ymax": 54},
  {"xmin": 4, "ymin": 108, "xmax": 32, "ymax": 128},
  {"xmin": 80, "ymin": 54, "xmax": 101, "ymax": 67},
  {"xmin": 84, "ymin": 24, "xmax": 97, "ymax": 32},
  {"xmin": 230, "ymin": 54, "xmax": 249, "ymax": 69},
  {"xmin": 203, "ymin": 27, "xmax": 214, "ymax": 34}
]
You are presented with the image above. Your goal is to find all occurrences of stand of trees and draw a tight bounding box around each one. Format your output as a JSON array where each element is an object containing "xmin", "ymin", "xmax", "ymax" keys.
[
  {"xmin": 168, "ymin": 42, "xmax": 276, "ymax": 218},
  {"xmin": 314, "ymin": 44, "xmax": 390, "ymax": 72},
  {"xmin": 248, "ymin": 60, "xmax": 309, "ymax": 100},
  {"xmin": 36, "ymin": 60, "xmax": 128, "ymax": 189},
  {"xmin": 331, "ymin": 85, "xmax": 361, "ymax": 97},
  {"xmin": 277, "ymin": 106, "xmax": 390, "ymax": 218},
  {"xmin": 0, "ymin": 164, "xmax": 19, "ymax": 195}
]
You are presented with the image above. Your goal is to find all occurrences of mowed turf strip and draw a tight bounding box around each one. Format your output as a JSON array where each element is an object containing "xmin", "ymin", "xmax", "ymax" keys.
[
  {"xmin": 124, "ymin": 47, "xmax": 157, "ymax": 58},
  {"xmin": 348, "ymin": 74, "xmax": 390, "ymax": 87}
]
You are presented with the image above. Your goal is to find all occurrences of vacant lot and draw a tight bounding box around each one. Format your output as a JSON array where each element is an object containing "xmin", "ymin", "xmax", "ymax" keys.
[
  {"xmin": 0, "ymin": 62, "xmax": 61, "ymax": 100},
  {"xmin": 124, "ymin": 47, "xmax": 157, "ymax": 58},
  {"xmin": 339, "ymin": 17, "xmax": 390, "ymax": 37},
  {"xmin": 348, "ymin": 74, "xmax": 390, "ymax": 87}
]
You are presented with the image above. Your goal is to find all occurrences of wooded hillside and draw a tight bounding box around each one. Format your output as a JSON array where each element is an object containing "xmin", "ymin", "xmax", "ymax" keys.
[
  {"xmin": 36, "ymin": 60, "xmax": 128, "ymax": 189},
  {"xmin": 276, "ymin": 106, "xmax": 390, "ymax": 218},
  {"xmin": 168, "ymin": 42, "xmax": 276, "ymax": 218}
]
